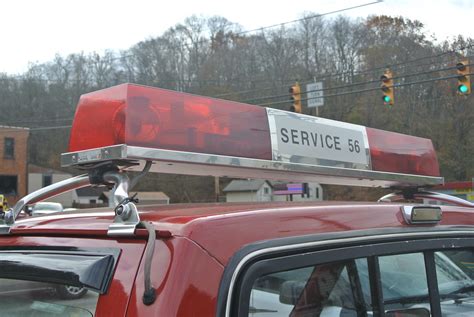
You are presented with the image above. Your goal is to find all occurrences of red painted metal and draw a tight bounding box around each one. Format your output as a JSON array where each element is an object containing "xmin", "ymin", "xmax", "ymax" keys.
[
  {"xmin": 3, "ymin": 201, "xmax": 474, "ymax": 316},
  {"xmin": 10, "ymin": 202, "xmax": 474, "ymax": 266},
  {"xmin": 126, "ymin": 237, "xmax": 223, "ymax": 316}
]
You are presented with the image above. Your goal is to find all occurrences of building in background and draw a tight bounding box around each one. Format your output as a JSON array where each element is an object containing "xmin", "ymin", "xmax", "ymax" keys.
[
  {"xmin": 100, "ymin": 191, "xmax": 170, "ymax": 206},
  {"xmin": 223, "ymin": 180, "xmax": 323, "ymax": 203},
  {"xmin": 272, "ymin": 182, "xmax": 323, "ymax": 202},
  {"xmin": 0, "ymin": 126, "xmax": 29, "ymax": 205},
  {"xmin": 74, "ymin": 187, "xmax": 107, "ymax": 208},
  {"xmin": 223, "ymin": 180, "xmax": 273, "ymax": 202},
  {"xmin": 129, "ymin": 192, "xmax": 170, "ymax": 205},
  {"xmin": 28, "ymin": 164, "xmax": 76, "ymax": 207}
]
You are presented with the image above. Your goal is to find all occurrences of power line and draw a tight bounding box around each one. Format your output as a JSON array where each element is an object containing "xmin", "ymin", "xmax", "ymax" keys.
[
  {"xmin": 1, "ymin": 73, "xmax": 471, "ymax": 130},
  {"xmin": 5, "ymin": 13, "xmax": 470, "ymax": 100},
  {"xmin": 2, "ymin": 117, "xmax": 73, "ymax": 125},
  {"xmin": 243, "ymin": 61, "xmax": 472, "ymax": 104},
  {"xmin": 100, "ymin": 1, "xmax": 384, "ymax": 63},
  {"xmin": 241, "ymin": 78, "xmax": 379, "ymax": 103},
  {"xmin": 258, "ymin": 72, "xmax": 474, "ymax": 107},
  {"xmin": 7, "ymin": 1, "xmax": 382, "ymax": 82},
  {"xmin": 2, "ymin": 63, "xmax": 472, "ymax": 127},
  {"xmin": 7, "ymin": 1, "xmax": 382, "ymax": 86},
  {"xmin": 305, "ymin": 62, "xmax": 473, "ymax": 95},
  {"xmin": 232, "ymin": 1, "xmax": 382, "ymax": 37},
  {"xmin": 213, "ymin": 47, "xmax": 466, "ymax": 99}
]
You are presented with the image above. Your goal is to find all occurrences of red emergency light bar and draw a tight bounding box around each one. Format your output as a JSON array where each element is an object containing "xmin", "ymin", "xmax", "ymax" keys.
[
  {"xmin": 69, "ymin": 84, "xmax": 272, "ymax": 160},
  {"xmin": 63, "ymin": 84, "xmax": 442, "ymax": 188}
]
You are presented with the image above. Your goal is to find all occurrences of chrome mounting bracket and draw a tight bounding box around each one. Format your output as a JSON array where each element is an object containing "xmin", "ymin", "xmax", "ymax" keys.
[
  {"xmin": 104, "ymin": 171, "xmax": 141, "ymax": 236},
  {"xmin": 105, "ymin": 161, "xmax": 152, "ymax": 236}
]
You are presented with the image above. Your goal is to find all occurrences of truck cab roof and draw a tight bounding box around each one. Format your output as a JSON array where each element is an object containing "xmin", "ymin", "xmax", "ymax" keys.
[{"xmin": 12, "ymin": 201, "xmax": 474, "ymax": 265}]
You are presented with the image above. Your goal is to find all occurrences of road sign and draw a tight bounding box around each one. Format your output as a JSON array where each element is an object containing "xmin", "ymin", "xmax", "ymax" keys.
[{"xmin": 307, "ymin": 82, "xmax": 324, "ymax": 108}]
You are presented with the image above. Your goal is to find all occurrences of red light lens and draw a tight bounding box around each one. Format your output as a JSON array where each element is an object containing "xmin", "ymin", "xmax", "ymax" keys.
[
  {"xmin": 366, "ymin": 127, "xmax": 440, "ymax": 176},
  {"xmin": 69, "ymin": 84, "xmax": 272, "ymax": 160}
]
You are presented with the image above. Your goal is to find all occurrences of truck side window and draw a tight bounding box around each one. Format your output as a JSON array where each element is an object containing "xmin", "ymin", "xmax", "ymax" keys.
[
  {"xmin": 243, "ymin": 248, "xmax": 474, "ymax": 317},
  {"xmin": 249, "ymin": 259, "xmax": 371, "ymax": 317},
  {"xmin": 435, "ymin": 249, "xmax": 474, "ymax": 317},
  {"xmin": 379, "ymin": 253, "xmax": 428, "ymax": 303}
]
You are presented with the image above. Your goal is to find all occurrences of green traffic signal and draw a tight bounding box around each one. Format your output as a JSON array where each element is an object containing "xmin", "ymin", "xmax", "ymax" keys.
[
  {"xmin": 458, "ymin": 84, "xmax": 469, "ymax": 94},
  {"xmin": 456, "ymin": 59, "xmax": 471, "ymax": 95},
  {"xmin": 381, "ymin": 69, "xmax": 394, "ymax": 105}
]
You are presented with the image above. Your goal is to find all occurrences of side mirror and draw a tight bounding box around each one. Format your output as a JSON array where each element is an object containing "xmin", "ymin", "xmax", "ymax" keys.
[
  {"xmin": 386, "ymin": 308, "xmax": 430, "ymax": 317},
  {"xmin": 25, "ymin": 206, "xmax": 33, "ymax": 216}
]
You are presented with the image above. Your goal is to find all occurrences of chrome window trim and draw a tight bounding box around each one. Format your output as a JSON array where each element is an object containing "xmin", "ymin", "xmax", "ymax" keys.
[{"xmin": 224, "ymin": 230, "xmax": 474, "ymax": 317}]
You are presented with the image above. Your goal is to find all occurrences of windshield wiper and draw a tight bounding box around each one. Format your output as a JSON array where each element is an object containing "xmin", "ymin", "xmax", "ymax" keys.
[
  {"xmin": 385, "ymin": 285, "xmax": 474, "ymax": 306},
  {"xmin": 248, "ymin": 306, "xmax": 278, "ymax": 313},
  {"xmin": 443, "ymin": 284, "xmax": 474, "ymax": 298},
  {"xmin": 384, "ymin": 284, "xmax": 474, "ymax": 304},
  {"xmin": 384, "ymin": 294, "xmax": 430, "ymax": 305}
]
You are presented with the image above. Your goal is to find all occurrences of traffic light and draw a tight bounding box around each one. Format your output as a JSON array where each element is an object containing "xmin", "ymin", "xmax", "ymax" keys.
[
  {"xmin": 289, "ymin": 82, "xmax": 301, "ymax": 113},
  {"xmin": 456, "ymin": 59, "xmax": 471, "ymax": 95},
  {"xmin": 381, "ymin": 69, "xmax": 394, "ymax": 106}
]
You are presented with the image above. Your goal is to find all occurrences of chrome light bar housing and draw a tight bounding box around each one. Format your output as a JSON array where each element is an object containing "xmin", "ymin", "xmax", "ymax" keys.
[{"xmin": 61, "ymin": 144, "xmax": 443, "ymax": 188}]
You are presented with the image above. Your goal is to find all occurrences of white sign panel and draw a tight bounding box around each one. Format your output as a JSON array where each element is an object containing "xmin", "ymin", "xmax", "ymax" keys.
[
  {"xmin": 307, "ymin": 82, "xmax": 324, "ymax": 108},
  {"xmin": 267, "ymin": 109, "xmax": 369, "ymax": 166}
]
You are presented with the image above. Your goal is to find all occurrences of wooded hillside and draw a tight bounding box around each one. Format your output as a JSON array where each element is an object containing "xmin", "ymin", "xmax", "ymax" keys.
[{"xmin": 1, "ymin": 14, "xmax": 472, "ymax": 202}]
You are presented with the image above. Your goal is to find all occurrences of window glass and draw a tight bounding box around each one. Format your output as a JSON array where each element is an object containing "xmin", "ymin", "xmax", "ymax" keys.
[
  {"xmin": 245, "ymin": 248, "xmax": 474, "ymax": 317},
  {"xmin": 0, "ymin": 278, "xmax": 98, "ymax": 316},
  {"xmin": 0, "ymin": 175, "xmax": 18, "ymax": 196},
  {"xmin": 378, "ymin": 253, "xmax": 429, "ymax": 302},
  {"xmin": 439, "ymin": 249, "xmax": 474, "ymax": 279},
  {"xmin": 436, "ymin": 250, "xmax": 474, "ymax": 316},
  {"xmin": 42, "ymin": 175, "xmax": 52, "ymax": 187},
  {"xmin": 4, "ymin": 137, "xmax": 14, "ymax": 159},
  {"xmin": 249, "ymin": 259, "xmax": 371, "ymax": 317}
]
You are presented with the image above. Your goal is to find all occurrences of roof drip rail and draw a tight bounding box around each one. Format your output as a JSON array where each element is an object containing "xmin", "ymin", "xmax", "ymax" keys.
[{"xmin": 378, "ymin": 190, "xmax": 474, "ymax": 208}]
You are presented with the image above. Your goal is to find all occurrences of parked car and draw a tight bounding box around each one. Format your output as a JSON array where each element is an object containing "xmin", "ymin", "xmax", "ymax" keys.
[
  {"xmin": 31, "ymin": 202, "xmax": 64, "ymax": 216},
  {"xmin": 0, "ymin": 195, "xmax": 7, "ymax": 214},
  {"xmin": 0, "ymin": 278, "xmax": 88, "ymax": 300}
]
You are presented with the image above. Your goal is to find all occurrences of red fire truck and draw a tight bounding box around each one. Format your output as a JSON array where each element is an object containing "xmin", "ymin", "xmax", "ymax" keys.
[{"xmin": 0, "ymin": 84, "xmax": 473, "ymax": 317}]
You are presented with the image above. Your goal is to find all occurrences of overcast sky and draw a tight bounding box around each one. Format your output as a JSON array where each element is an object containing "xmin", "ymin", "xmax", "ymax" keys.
[{"xmin": 0, "ymin": 0, "xmax": 472, "ymax": 75}]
